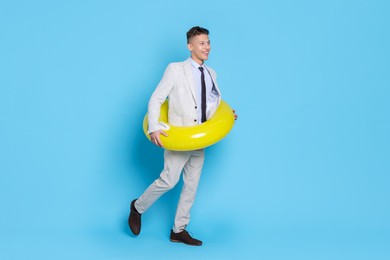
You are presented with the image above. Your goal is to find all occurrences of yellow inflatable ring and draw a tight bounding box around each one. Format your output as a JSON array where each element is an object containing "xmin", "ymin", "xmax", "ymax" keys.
[{"xmin": 143, "ymin": 100, "xmax": 235, "ymax": 151}]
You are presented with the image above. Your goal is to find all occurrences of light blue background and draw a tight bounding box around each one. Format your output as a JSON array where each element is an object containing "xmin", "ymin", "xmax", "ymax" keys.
[{"xmin": 1, "ymin": 0, "xmax": 389, "ymax": 259}]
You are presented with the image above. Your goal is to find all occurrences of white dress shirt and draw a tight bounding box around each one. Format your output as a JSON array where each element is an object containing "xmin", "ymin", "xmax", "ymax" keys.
[{"xmin": 189, "ymin": 58, "xmax": 221, "ymax": 123}]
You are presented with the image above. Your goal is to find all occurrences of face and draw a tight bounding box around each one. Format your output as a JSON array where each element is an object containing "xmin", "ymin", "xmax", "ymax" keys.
[{"xmin": 187, "ymin": 34, "xmax": 211, "ymax": 65}]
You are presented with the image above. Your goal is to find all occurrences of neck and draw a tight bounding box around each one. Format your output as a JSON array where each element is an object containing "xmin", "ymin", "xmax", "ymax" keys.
[{"xmin": 191, "ymin": 56, "xmax": 204, "ymax": 66}]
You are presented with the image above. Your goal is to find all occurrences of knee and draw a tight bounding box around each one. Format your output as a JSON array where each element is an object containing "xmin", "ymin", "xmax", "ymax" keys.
[{"xmin": 156, "ymin": 175, "xmax": 179, "ymax": 190}]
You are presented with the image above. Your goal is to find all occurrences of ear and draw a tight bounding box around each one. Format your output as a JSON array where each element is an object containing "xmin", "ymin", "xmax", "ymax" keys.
[{"xmin": 187, "ymin": 43, "xmax": 193, "ymax": 51}]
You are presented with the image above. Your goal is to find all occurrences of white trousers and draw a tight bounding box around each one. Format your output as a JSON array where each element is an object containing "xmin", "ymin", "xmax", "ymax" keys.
[{"xmin": 135, "ymin": 149, "xmax": 205, "ymax": 233}]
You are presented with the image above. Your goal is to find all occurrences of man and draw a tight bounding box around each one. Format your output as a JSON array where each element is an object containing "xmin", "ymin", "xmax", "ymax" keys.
[{"xmin": 128, "ymin": 26, "xmax": 236, "ymax": 246}]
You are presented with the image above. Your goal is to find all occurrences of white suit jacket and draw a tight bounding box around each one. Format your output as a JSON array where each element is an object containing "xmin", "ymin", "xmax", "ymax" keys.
[{"xmin": 147, "ymin": 58, "xmax": 221, "ymax": 134}]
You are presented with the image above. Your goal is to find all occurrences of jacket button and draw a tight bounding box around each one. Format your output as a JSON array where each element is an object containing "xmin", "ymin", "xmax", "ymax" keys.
[
  {"xmin": 195, "ymin": 106, "xmax": 197, "ymax": 109},
  {"xmin": 194, "ymin": 119, "xmax": 197, "ymax": 122}
]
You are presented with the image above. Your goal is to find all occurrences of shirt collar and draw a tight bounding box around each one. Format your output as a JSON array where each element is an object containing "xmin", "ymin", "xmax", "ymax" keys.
[{"xmin": 189, "ymin": 57, "xmax": 206, "ymax": 70}]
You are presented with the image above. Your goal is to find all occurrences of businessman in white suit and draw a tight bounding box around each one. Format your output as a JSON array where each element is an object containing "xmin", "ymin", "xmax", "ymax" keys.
[{"xmin": 129, "ymin": 26, "xmax": 235, "ymax": 246}]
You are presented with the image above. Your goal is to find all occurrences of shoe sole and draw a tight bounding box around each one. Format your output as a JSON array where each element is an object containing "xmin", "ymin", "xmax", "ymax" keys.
[{"xmin": 170, "ymin": 238, "xmax": 202, "ymax": 246}]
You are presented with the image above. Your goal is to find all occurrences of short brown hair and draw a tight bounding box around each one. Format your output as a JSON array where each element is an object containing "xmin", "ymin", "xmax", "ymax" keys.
[{"xmin": 186, "ymin": 26, "xmax": 209, "ymax": 43}]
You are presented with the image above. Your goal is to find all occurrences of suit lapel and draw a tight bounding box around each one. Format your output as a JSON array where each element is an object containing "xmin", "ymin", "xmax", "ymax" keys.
[{"xmin": 183, "ymin": 59, "xmax": 198, "ymax": 105}]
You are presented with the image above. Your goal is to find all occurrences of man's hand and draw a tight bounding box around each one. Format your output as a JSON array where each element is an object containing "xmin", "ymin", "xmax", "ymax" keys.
[
  {"xmin": 233, "ymin": 109, "xmax": 238, "ymax": 120},
  {"xmin": 149, "ymin": 130, "xmax": 168, "ymax": 147}
]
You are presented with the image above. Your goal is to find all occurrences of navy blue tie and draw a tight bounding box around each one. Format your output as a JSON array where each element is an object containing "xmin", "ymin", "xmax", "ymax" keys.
[{"xmin": 198, "ymin": 67, "xmax": 207, "ymax": 123}]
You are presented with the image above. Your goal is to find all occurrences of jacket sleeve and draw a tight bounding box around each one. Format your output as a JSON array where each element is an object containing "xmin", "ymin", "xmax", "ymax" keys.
[{"xmin": 147, "ymin": 64, "xmax": 175, "ymax": 134}]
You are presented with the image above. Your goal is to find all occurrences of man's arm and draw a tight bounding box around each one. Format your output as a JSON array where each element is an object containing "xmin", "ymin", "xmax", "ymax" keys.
[
  {"xmin": 147, "ymin": 64, "xmax": 175, "ymax": 147},
  {"xmin": 147, "ymin": 64, "xmax": 175, "ymax": 134}
]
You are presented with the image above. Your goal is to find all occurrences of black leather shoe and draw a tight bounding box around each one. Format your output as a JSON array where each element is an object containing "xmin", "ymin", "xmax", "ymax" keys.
[
  {"xmin": 128, "ymin": 199, "xmax": 141, "ymax": 235},
  {"xmin": 170, "ymin": 230, "xmax": 202, "ymax": 246}
]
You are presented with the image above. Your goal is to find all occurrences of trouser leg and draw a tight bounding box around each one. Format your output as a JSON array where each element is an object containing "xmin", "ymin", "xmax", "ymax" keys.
[
  {"xmin": 173, "ymin": 149, "xmax": 205, "ymax": 233},
  {"xmin": 135, "ymin": 150, "xmax": 191, "ymax": 214}
]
